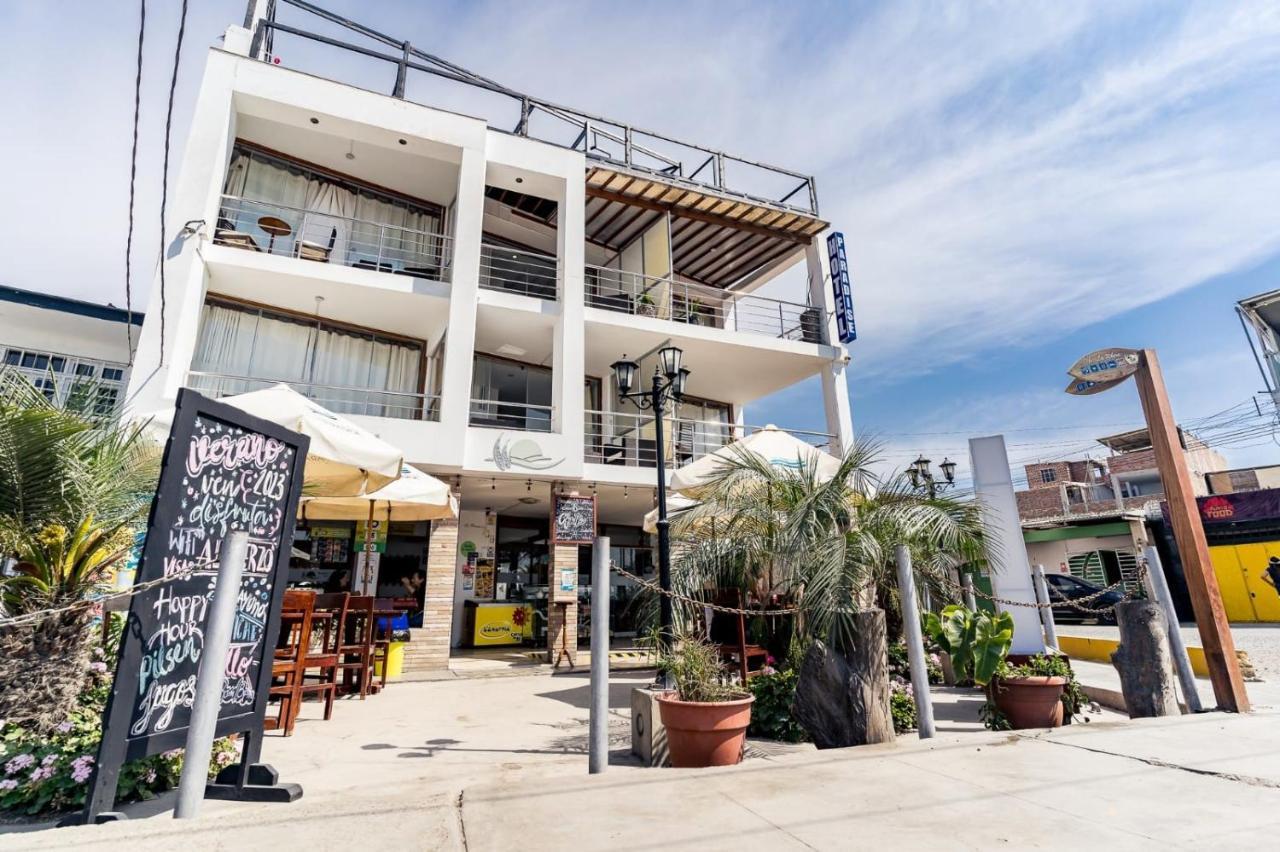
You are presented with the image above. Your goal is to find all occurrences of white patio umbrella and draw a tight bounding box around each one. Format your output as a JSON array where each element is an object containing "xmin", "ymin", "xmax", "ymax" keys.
[
  {"xmin": 298, "ymin": 463, "xmax": 457, "ymax": 523},
  {"xmin": 144, "ymin": 383, "xmax": 403, "ymax": 497},
  {"xmin": 642, "ymin": 493, "xmax": 699, "ymax": 534},
  {"xmin": 668, "ymin": 424, "xmax": 841, "ymax": 498}
]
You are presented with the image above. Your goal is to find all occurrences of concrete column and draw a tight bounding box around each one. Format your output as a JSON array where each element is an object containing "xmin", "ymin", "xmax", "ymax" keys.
[
  {"xmin": 420, "ymin": 494, "xmax": 461, "ymax": 670},
  {"xmin": 125, "ymin": 52, "xmax": 240, "ymax": 417},
  {"xmin": 804, "ymin": 237, "xmax": 854, "ymax": 456},
  {"xmin": 547, "ymin": 543, "xmax": 580, "ymax": 662},
  {"xmin": 969, "ymin": 435, "xmax": 1046, "ymax": 655},
  {"xmin": 436, "ymin": 148, "xmax": 486, "ymax": 438},
  {"xmin": 553, "ymin": 175, "xmax": 586, "ymax": 469}
]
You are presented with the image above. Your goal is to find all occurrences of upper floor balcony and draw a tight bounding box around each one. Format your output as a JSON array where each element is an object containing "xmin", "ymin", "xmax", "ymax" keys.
[
  {"xmin": 214, "ymin": 195, "xmax": 453, "ymax": 284},
  {"xmin": 479, "ymin": 241, "xmax": 558, "ymax": 301},
  {"xmin": 187, "ymin": 371, "xmax": 440, "ymax": 421},
  {"xmin": 585, "ymin": 265, "xmax": 824, "ymax": 344},
  {"xmin": 584, "ymin": 409, "xmax": 833, "ymax": 469}
]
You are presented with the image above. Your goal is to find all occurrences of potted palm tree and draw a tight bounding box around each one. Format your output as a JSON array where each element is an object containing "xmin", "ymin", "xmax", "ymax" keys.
[{"xmin": 656, "ymin": 634, "xmax": 754, "ymax": 767}]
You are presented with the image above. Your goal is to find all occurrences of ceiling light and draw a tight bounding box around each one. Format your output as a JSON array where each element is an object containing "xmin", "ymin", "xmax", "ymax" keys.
[
  {"xmin": 518, "ymin": 496, "xmax": 538, "ymax": 505},
  {"xmin": 497, "ymin": 344, "xmax": 527, "ymax": 357},
  {"xmin": 345, "ymin": 140, "xmax": 356, "ymax": 161},
  {"xmin": 310, "ymin": 117, "xmax": 319, "ymax": 125},
  {"xmin": 515, "ymin": 176, "xmax": 524, "ymax": 184},
  {"xmin": 398, "ymin": 138, "xmax": 407, "ymax": 145}
]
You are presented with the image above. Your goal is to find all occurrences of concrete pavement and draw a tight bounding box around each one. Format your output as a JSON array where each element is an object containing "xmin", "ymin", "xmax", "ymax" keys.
[{"xmin": 3, "ymin": 671, "xmax": 1277, "ymax": 851}]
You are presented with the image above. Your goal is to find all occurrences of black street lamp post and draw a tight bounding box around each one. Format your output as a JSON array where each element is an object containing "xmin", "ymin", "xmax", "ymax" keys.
[
  {"xmin": 908, "ymin": 455, "xmax": 957, "ymax": 498},
  {"xmin": 612, "ymin": 346, "xmax": 688, "ymax": 656}
]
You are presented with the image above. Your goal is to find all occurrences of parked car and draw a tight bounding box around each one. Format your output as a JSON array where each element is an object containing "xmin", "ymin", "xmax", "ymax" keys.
[{"xmin": 1044, "ymin": 572, "xmax": 1124, "ymax": 625}]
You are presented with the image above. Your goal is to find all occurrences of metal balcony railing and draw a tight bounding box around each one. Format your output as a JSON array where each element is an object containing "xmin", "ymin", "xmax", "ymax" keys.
[
  {"xmin": 479, "ymin": 243, "xmax": 558, "ymax": 300},
  {"xmin": 248, "ymin": 0, "xmax": 819, "ymax": 217},
  {"xmin": 214, "ymin": 196, "xmax": 452, "ymax": 282},
  {"xmin": 469, "ymin": 398, "xmax": 554, "ymax": 432},
  {"xmin": 584, "ymin": 410, "xmax": 834, "ymax": 468},
  {"xmin": 584, "ymin": 265, "xmax": 826, "ymax": 343},
  {"xmin": 186, "ymin": 372, "xmax": 440, "ymax": 421}
]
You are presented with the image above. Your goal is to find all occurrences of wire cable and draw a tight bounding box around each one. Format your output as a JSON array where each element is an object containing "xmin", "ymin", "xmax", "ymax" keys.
[
  {"xmin": 124, "ymin": 0, "xmax": 147, "ymax": 365},
  {"xmin": 157, "ymin": 0, "xmax": 190, "ymax": 367}
]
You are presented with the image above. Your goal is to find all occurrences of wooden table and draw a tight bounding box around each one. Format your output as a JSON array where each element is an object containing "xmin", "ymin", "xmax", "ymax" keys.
[{"xmin": 257, "ymin": 215, "xmax": 292, "ymax": 254}]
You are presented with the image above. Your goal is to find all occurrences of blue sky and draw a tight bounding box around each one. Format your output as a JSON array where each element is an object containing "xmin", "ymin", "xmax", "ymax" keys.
[{"xmin": 2, "ymin": 1, "xmax": 1279, "ymax": 483}]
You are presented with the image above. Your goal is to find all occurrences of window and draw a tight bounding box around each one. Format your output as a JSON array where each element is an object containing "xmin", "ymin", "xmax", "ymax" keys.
[
  {"xmin": 469, "ymin": 354, "xmax": 552, "ymax": 431},
  {"xmin": 101, "ymin": 367, "xmax": 124, "ymax": 381},
  {"xmin": 191, "ymin": 300, "xmax": 424, "ymax": 419},
  {"xmin": 1039, "ymin": 468, "xmax": 1057, "ymax": 484},
  {"xmin": 76, "ymin": 364, "xmax": 96, "ymax": 377},
  {"xmin": 93, "ymin": 387, "xmax": 119, "ymax": 416},
  {"xmin": 50, "ymin": 356, "xmax": 66, "ymax": 372},
  {"xmin": 3, "ymin": 350, "xmax": 18, "ymax": 365}
]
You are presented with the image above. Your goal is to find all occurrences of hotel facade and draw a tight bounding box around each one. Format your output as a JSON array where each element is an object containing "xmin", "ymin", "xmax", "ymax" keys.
[{"xmin": 127, "ymin": 1, "xmax": 854, "ymax": 672}]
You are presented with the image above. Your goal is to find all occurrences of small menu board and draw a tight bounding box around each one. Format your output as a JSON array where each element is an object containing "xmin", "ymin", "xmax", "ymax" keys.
[
  {"xmin": 83, "ymin": 389, "xmax": 308, "ymax": 822},
  {"xmin": 552, "ymin": 493, "xmax": 596, "ymax": 545}
]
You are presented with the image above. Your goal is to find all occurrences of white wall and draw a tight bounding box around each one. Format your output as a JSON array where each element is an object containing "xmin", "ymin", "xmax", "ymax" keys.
[{"xmin": 0, "ymin": 301, "xmax": 136, "ymax": 365}]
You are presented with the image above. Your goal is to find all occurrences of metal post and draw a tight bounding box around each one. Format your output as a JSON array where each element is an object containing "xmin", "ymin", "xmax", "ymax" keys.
[
  {"xmin": 174, "ymin": 531, "xmax": 249, "ymax": 819},
  {"xmin": 393, "ymin": 41, "xmax": 409, "ymax": 98},
  {"xmin": 1031, "ymin": 564, "xmax": 1060, "ymax": 651},
  {"xmin": 961, "ymin": 572, "xmax": 976, "ymax": 610},
  {"xmin": 653, "ymin": 373, "xmax": 674, "ymax": 662},
  {"xmin": 589, "ymin": 536, "xmax": 610, "ymax": 774},
  {"xmin": 895, "ymin": 545, "xmax": 935, "ymax": 739},
  {"xmin": 1143, "ymin": 546, "xmax": 1203, "ymax": 713}
]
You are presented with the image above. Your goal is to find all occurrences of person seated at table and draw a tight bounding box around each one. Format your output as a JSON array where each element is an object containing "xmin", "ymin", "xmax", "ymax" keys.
[
  {"xmin": 323, "ymin": 568, "xmax": 350, "ymax": 594},
  {"xmin": 400, "ymin": 570, "xmax": 426, "ymax": 626}
]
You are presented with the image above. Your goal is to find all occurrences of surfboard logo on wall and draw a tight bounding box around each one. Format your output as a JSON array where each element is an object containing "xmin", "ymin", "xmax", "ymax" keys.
[{"xmin": 487, "ymin": 434, "xmax": 563, "ymax": 471}]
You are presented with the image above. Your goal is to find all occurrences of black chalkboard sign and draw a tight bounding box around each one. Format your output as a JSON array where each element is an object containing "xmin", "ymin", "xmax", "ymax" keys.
[
  {"xmin": 80, "ymin": 389, "xmax": 308, "ymax": 822},
  {"xmin": 552, "ymin": 493, "xmax": 597, "ymax": 545}
]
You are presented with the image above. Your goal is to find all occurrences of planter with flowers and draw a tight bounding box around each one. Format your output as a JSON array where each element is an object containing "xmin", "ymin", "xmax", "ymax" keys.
[{"xmin": 656, "ymin": 634, "xmax": 754, "ymax": 767}]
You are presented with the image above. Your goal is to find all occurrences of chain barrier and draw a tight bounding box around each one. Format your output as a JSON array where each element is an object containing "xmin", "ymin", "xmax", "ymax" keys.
[
  {"xmin": 0, "ymin": 560, "xmax": 214, "ymax": 629},
  {"xmin": 610, "ymin": 563, "xmax": 800, "ymax": 616},
  {"xmin": 612, "ymin": 561, "xmax": 1143, "ymax": 618}
]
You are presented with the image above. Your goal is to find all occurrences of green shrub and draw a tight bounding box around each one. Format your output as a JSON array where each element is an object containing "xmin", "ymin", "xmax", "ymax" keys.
[
  {"xmin": 747, "ymin": 669, "xmax": 809, "ymax": 743},
  {"xmin": 658, "ymin": 633, "xmax": 745, "ymax": 703},
  {"xmin": 0, "ymin": 616, "xmax": 237, "ymax": 817},
  {"xmin": 1000, "ymin": 653, "xmax": 1089, "ymax": 721},
  {"xmin": 890, "ymin": 682, "xmax": 918, "ymax": 734}
]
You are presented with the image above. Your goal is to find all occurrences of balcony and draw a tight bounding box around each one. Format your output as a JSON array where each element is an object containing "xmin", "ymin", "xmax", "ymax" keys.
[
  {"xmin": 479, "ymin": 243, "xmax": 558, "ymax": 300},
  {"xmin": 214, "ymin": 196, "xmax": 452, "ymax": 283},
  {"xmin": 469, "ymin": 399, "xmax": 554, "ymax": 433},
  {"xmin": 584, "ymin": 266, "xmax": 824, "ymax": 344},
  {"xmin": 187, "ymin": 372, "xmax": 440, "ymax": 421},
  {"xmin": 584, "ymin": 410, "xmax": 833, "ymax": 468}
]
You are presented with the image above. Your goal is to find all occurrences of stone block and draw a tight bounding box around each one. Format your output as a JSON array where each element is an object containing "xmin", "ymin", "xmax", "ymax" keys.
[{"xmin": 631, "ymin": 686, "xmax": 668, "ymax": 767}]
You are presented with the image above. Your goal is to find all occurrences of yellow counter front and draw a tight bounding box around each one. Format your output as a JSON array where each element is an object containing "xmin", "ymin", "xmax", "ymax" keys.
[{"xmin": 466, "ymin": 601, "xmax": 535, "ymax": 646}]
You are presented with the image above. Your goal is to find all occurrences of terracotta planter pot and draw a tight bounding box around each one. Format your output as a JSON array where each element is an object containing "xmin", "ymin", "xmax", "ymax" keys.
[
  {"xmin": 656, "ymin": 692, "xmax": 754, "ymax": 768},
  {"xmin": 994, "ymin": 676, "xmax": 1066, "ymax": 729}
]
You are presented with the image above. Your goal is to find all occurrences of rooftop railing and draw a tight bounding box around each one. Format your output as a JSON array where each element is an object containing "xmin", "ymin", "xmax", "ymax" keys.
[
  {"xmin": 187, "ymin": 371, "xmax": 440, "ymax": 421},
  {"xmin": 469, "ymin": 398, "xmax": 555, "ymax": 433},
  {"xmin": 584, "ymin": 265, "xmax": 826, "ymax": 343},
  {"xmin": 214, "ymin": 195, "xmax": 452, "ymax": 283},
  {"xmin": 479, "ymin": 243, "xmax": 558, "ymax": 300},
  {"xmin": 246, "ymin": 0, "xmax": 819, "ymax": 216}
]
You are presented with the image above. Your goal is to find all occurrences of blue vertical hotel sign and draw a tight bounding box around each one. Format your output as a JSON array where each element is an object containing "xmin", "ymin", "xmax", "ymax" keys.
[{"xmin": 826, "ymin": 232, "xmax": 856, "ymax": 344}]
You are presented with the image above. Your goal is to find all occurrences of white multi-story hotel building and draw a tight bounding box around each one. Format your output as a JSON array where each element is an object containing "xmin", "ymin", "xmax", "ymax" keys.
[{"xmin": 128, "ymin": 1, "xmax": 853, "ymax": 671}]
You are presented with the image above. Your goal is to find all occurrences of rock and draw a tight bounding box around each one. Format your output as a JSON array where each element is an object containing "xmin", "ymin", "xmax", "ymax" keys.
[
  {"xmin": 791, "ymin": 609, "xmax": 895, "ymax": 749},
  {"xmin": 1110, "ymin": 599, "xmax": 1180, "ymax": 718}
]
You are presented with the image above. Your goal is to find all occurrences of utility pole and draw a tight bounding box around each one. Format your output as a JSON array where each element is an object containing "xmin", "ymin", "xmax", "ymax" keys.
[{"xmin": 1133, "ymin": 350, "xmax": 1248, "ymax": 712}]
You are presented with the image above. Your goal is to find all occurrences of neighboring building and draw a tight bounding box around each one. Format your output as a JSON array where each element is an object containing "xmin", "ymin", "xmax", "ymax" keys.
[
  {"xmin": 126, "ymin": 4, "xmax": 854, "ymax": 672},
  {"xmin": 0, "ymin": 284, "xmax": 142, "ymax": 416},
  {"xmin": 1016, "ymin": 427, "xmax": 1227, "ymax": 592},
  {"xmin": 1206, "ymin": 464, "xmax": 1280, "ymax": 495},
  {"xmin": 1237, "ymin": 289, "xmax": 1280, "ymax": 408}
]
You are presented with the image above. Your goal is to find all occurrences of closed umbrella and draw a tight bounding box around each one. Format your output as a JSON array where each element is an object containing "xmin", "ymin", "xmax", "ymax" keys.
[
  {"xmin": 143, "ymin": 384, "xmax": 403, "ymax": 497},
  {"xmin": 668, "ymin": 424, "xmax": 840, "ymax": 498}
]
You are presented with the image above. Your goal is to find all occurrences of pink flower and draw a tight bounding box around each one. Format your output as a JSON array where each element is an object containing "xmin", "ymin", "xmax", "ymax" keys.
[
  {"xmin": 70, "ymin": 755, "xmax": 95, "ymax": 784},
  {"xmin": 29, "ymin": 766, "xmax": 55, "ymax": 783},
  {"xmin": 0, "ymin": 779, "xmax": 17, "ymax": 791},
  {"xmin": 215, "ymin": 750, "xmax": 234, "ymax": 766},
  {"xmin": 5, "ymin": 754, "xmax": 34, "ymax": 775},
  {"xmin": 56, "ymin": 721, "xmax": 73, "ymax": 733},
  {"xmin": 162, "ymin": 748, "xmax": 182, "ymax": 759},
  {"xmin": 89, "ymin": 662, "xmax": 108, "ymax": 675},
  {"xmin": 41, "ymin": 754, "xmax": 59, "ymax": 766},
  {"xmin": 142, "ymin": 768, "xmax": 157, "ymax": 784}
]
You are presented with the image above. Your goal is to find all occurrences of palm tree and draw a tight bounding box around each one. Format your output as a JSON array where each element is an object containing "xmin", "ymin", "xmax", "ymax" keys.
[
  {"xmin": 0, "ymin": 370, "xmax": 159, "ymax": 731},
  {"xmin": 666, "ymin": 438, "xmax": 989, "ymax": 653}
]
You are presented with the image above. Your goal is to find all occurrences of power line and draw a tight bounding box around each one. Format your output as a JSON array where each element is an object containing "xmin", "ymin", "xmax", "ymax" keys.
[
  {"xmin": 124, "ymin": 0, "xmax": 146, "ymax": 366},
  {"xmin": 157, "ymin": 0, "xmax": 190, "ymax": 367}
]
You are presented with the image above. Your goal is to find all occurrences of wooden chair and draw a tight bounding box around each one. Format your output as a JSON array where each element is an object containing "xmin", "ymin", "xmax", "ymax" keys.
[
  {"xmin": 298, "ymin": 592, "xmax": 347, "ymax": 720},
  {"xmin": 709, "ymin": 589, "xmax": 769, "ymax": 684},
  {"xmin": 337, "ymin": 595, "xmax": 377, "ymax": 698},
  {"xmin": 267, "ymin": 589, "xmax": 316, "ymax": 735}
]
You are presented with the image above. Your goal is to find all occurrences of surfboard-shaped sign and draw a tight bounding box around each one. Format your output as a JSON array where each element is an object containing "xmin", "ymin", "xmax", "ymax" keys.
[
  {"xmin": 1067, "ymin": 348, "xmax": 1140, "ymax": 383},
  {"xmin": 1065, "ymin": 376, "xmax": 1128, "ymax": 396}
]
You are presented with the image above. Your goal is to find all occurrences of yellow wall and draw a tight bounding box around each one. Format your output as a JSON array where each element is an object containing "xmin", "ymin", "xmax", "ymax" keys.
[
  {"xmin": 1209, "ymin": 543, "xmax": 1280, "ymax": 623},
  {"xmin": 1058, "ymin": 634, "xmax": 1210, "ymax": 677}
]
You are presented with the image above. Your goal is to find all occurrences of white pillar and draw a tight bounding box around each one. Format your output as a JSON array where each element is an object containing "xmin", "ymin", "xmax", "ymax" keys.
[
  {"xmin": 436, "ymin": 148, "xmax": 486, "ymax": 438},
  {"xmin": 968, "ymin": 435, "xmax": 1046, "ymax": 655},
  {"xmin": 805, "ymin": 237, "xmax": 854, "ymax": 456},
  {"xmin": 554, "ymin": 175, "xmax": 586, "ymax": 467}
]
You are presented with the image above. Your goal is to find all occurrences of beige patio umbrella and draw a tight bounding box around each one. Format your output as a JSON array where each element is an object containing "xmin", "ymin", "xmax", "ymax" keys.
[
  {"xmin": 642, "ymin": 493, "xmax": 699, "ymax": 534},
  {"xmin": 668, "ymin": 424, "xmax": 841, "ymax": 498},
  {"xmin": 298, "ymin": 463, "xmax": 457, "ymax": 523},
  {"xmin": 144, "ymin": 383, "xmax": 404, "ymax": 497}
]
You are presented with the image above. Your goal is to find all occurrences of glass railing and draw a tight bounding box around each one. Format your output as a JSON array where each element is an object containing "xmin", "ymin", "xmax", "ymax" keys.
[
  {"xmin": 214, "ymin": 195, "xmax": 452, "ymax": 283},
  {"xmin": 584, "ymin": 265, "xmax": 825, "ymax": 343},
  {"xmin": 187, "ymin": 372, "xmax": 440, "ymax": 421}
]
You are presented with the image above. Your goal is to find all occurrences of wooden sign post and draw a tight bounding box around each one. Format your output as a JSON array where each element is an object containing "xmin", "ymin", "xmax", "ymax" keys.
[
  {"xmin": 77, "ymin": 389, "xmax": 310, "ymax": 823},
  {"xmin": 1063, "ymin": 347, "xmax": 1249, "ymax": 712},
  {"xmin": 1132, "ymin": 350, "xmax": 1249, "ymax": 712}
]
